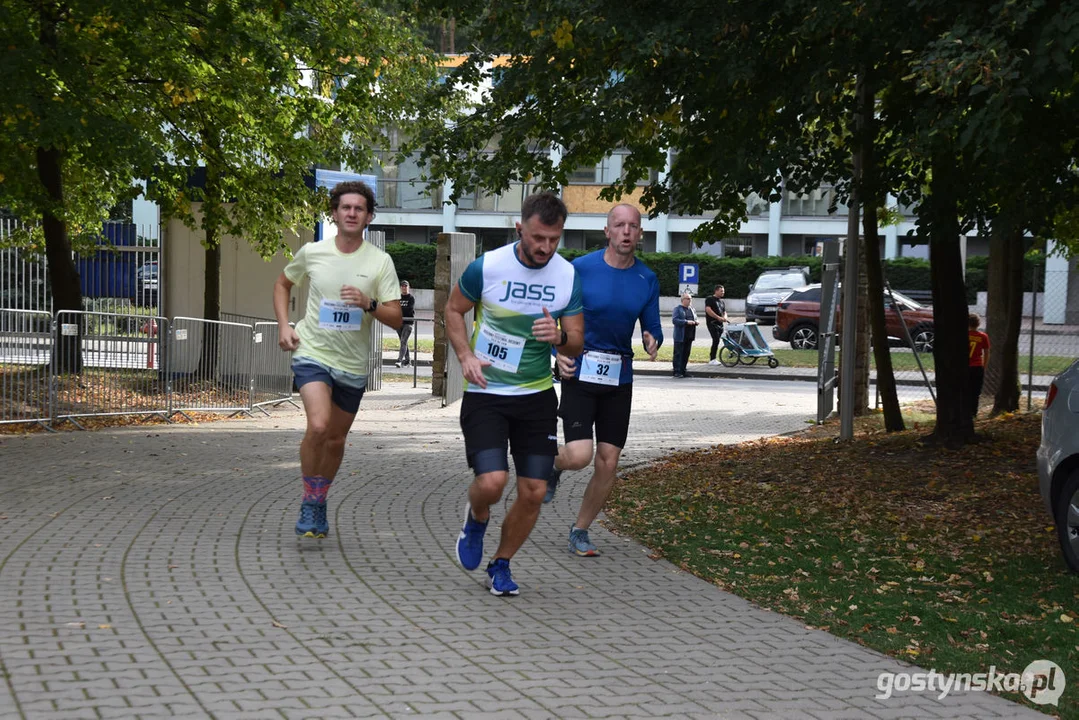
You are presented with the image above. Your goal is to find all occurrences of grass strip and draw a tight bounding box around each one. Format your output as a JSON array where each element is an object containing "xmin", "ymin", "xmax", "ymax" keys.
[{"xmin": 606, "ymin": 411, "xmax": 1078, "ymax": 715}]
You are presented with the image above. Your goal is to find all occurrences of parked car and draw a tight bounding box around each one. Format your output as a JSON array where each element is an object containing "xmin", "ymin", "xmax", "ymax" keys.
[
  {"xmin": 772, "ymin": 284, "xmax": 935, "ymax": 352},
  {"xmin": 1038, "ymin": 359, "xmax": 1079, "ymax": 572},
  {"xmin": 134, "ymin": 261, "xmax": 158, "ymax": 306},
  {"xmin": 136, "ymin": 261, "xmax": 158, "ymax": 291},
  {"xmin": 744, "ymin": 267, "xmax": 811, "ymax": 324}
]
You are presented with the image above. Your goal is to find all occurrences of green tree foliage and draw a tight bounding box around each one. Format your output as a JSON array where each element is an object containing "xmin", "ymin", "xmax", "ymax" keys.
[
  {"xmin": 413, "ymin": 0, "xmax": 1079, "ymax": 444},
  {"xmin": 0, "ymin": 0, "xmax": 439, "ymax": 369}
]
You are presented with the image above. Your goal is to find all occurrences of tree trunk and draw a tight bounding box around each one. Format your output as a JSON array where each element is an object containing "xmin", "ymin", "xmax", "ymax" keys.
[
  {"xmin": 844, "ymin": 70, "xmax": 870, "ymax": 418},
  {"xmin": 858, "ymin": 75, "xmax": 903, "ymax": 431},
  {"xmin": 853, "ymin": 247, "xmax": 870, "ymax": 415},
  {"xmin": 35, "ymin": 10, "xmax": 83, "ymax": 374},
  {"xmin": 37, "ymin": 146, "xmax": 84, "ymax": 375},
  {"xmin": 925, "ymin": 153, "xmax": 974, "ymax": 446},
  {"xmin": 199, "ymin": 161, "xmax": 222, "ymax": 378},
  {"xmin": 838, "ymin": 149, "xmax": 861, "ymax": 436},
  {"xmin": 861, "ymin": 213, "xmax": 904, "ymax": 423},
  {"xmin": 985, "ymin": 215, "xmax": 1023, "ymax": 414}
]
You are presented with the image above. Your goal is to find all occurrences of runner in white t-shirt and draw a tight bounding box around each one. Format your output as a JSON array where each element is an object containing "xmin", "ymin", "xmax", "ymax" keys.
[{"xmin": 446, "ymin": 192, "xmax": 585, "ymax": 596}]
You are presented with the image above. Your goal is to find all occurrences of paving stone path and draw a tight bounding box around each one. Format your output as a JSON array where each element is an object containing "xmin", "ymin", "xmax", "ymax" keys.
[{"xmin": 0, "ymin": 378, "xmax": 1042, "ymax": 719}]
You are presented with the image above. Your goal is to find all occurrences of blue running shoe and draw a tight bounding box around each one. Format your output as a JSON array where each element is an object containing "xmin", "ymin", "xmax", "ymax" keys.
[
  {"xmin": 543, "ymin": 467, "xmax": 562, "ymax": 504},
  {"xmin": 455, "ymin": 503, "xmax": 487, "ymax": 570},
  {"xmin": 296, "ymin": 501, "xmax": 328, "ymax": 539},
  {"xmin": 568, "ymin": 527, "xmax": 599, "ymax": 556},
  {"xmin": 485, "ymin": 558, "xmax": 519, "ymax": 596}
]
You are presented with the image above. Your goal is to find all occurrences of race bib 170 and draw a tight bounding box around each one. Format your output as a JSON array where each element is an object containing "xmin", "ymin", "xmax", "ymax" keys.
[{"xmin": 318, "ymin": 299, "xmax": 364, "ymax": 331}]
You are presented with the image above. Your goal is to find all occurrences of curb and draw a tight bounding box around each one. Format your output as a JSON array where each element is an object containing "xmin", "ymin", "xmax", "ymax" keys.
[{"xmin": 381, "ymin": 359, "xmax": 1052, "ymax": 391}]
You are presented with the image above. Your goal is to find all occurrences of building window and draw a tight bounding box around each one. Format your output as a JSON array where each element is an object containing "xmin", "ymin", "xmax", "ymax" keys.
[
  {"xmin": 723, "ymin": 236, "xmax": 753, "ymax": 258},
  {"xmin": 567, "ymin": 152, "xmax": 631, "ymax": 184},
  {"xmin": 782, "ymin": 186, "xmax": 848, "ymax": 216}
]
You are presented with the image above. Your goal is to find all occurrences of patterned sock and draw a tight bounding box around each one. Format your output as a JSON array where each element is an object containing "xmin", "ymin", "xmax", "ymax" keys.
[{"xmin": 302, "ymin": 475, "xmax": 332, "ymax": 504}]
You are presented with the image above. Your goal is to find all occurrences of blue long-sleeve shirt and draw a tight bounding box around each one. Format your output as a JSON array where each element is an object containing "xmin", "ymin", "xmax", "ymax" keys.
[{"xmin": 564, "ymin": 250, "xmax": 663, "ymax": 384}]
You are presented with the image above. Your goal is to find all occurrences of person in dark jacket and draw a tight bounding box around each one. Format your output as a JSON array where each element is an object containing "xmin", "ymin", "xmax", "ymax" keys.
[{"xmin": 671, "ymin": 292, "xmax": 698, "ymax": 378}]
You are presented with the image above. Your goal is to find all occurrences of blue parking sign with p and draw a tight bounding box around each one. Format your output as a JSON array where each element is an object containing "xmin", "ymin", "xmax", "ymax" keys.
[{"xmin": 679, "ymin": 263, "xmax": 699, "ymax": 283}]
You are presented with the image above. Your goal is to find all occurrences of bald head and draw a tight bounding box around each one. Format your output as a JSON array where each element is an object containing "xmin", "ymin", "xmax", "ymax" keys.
[{"xmin": 606, "ymin": 203, "xmax": 641, "ymax": 225}]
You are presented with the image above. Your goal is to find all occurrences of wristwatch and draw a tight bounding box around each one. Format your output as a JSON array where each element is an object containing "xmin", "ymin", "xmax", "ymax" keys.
[
  {"xmin": 368, "ymin": 298, "xmax": 378, "ymax": 312},
  {"xmin": 556, "ymin": 329, "xmax": 568, "ymax": 347}
]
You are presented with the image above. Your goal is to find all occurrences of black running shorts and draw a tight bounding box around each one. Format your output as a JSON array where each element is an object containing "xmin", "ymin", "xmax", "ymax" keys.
[
  {"xmin": 557, "ymin": 378, "xmax": 633, "ymax": 449},
  {"xmin": 460, "ymin": 388, "xmax": 558, "ymax": 469}
]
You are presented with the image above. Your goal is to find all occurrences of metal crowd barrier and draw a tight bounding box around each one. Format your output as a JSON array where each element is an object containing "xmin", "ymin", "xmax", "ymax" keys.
[
  {"xmin": 51, "ymin": 310, "xmax": 170, "ymax": 429},
  {"xmin": 0, "ymin": 308, "xmax": 403, "ymax": 430},
  {"xmin": 0, "ymin": 308, "xmax": 54, "ymax": 428},
  {"xmin": 251, "ymin": 322, "xmax": 298, "ymax": 413},
  {"xmin": 168, "ymin": 317, "xmax": 255, "ymax": 418}
]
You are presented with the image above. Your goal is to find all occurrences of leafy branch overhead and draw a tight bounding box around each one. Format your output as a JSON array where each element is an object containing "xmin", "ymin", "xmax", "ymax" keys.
[
  {"xmin": 415, "ymin": 1, "xmax": 1079, "ymax": 244},
  {"xmin": 1, "ymin": 0, "xmax": 440, "ymax": 259}
]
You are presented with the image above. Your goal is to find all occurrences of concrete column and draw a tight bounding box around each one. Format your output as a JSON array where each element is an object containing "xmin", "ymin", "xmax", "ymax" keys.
[
  {"xmin": 768, "ymin": 197, "xmax": 782, "ymax": 257},
  {"xmin": 654, "ymin": 149, "xmax": 672, "ymax": 253},
  {"xmin": 442, "ymin": 178, "xmax": 456, "ymax": 233},
  {"xmin": 884, "ymin": 193, "xmax": 899, "ymax": 259},
  {"xmin": 1044, "ymin": 240, "xmax": 1068, "ymax": 324}
]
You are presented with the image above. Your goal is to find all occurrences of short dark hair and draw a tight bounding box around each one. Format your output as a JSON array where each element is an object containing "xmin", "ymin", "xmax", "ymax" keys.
[
  {"xmin": 521, "ymin": 191, "xmax": 567, "ymax": 226},
  {"xmin": 329, "ymin": 181, "xmax": 376, "ymax": 215},
  {"xmin": 969, "ymin": 313, "xmax": 980, "ymax": 329},
  {"xmin": 714, "ymin": 284, "xmax": 725, "ymax": 291}
]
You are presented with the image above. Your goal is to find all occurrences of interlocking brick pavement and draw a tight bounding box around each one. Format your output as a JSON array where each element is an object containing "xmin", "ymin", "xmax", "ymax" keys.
[{"xmin": 0, "ymin": 377, "xmax": 1045, "ymax": 719}]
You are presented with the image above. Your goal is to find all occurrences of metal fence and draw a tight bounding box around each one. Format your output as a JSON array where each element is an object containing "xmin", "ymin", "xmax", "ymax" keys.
[
  {"xmin": 251, "ymin": 322, "xmax": 298, "ymax": 412},
  {"xmin": 0, "ymin": 310, "xmax": 300, "ymax": 429},
  {"xmin": 51, "ymin": 310, "xmax": 170, "ymax": 428},
  {"xmin": 169, "ymin": 317, "xmax": 256, "ymax": 417},
  {"xmin": 0, "ymin": 308, "xmax": 55, "ymax": 428},
  {"xmin": 0, "ymin": 220, "xmax": 161, "ymax": 316}
]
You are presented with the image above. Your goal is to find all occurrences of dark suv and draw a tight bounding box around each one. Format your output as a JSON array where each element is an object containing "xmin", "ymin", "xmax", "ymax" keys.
[
  {"xmin": 744, "ymin": 267, "xmax": 811, "ymax": 323},
  {"xmin": 772, "ymin": 284, "xmax": 935, "ymax": 351}
]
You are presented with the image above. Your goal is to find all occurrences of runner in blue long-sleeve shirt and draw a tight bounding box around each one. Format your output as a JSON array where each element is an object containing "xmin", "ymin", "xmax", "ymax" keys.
[{"xmin": 545, "ymin": 204, "xmax": 664, "ymax": 556}]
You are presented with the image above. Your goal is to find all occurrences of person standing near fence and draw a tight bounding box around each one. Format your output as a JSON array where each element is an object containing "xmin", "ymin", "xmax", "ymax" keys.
[
  {"xmin": 542, "ymin": 203, "xmax": 663, "ymax": 559},
  {"xmin": 395, "ymin": 280, "xmax": 415, "ymax": 368},
  {"xmin": 705, "ymin": 284, "xmax": 728, "ymax": 365},
  {"xmin": 273, "ymin": 181, "xmax": 402, "ymax": 539},
  {"xmin": 672, "ymin": 291, "xmax": 698, "ymax": 378},
  {"xmin": 446, "ymin": 191, "xmax": 584, "ymax": 596},
  {"xmin": 967, "ymin": 313, "xmax": 990, "ymax": 422}
]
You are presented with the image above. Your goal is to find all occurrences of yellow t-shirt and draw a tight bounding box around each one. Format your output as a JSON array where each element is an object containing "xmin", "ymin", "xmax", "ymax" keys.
[{"xmin": 284, "ymin": 239, "xmax": 400, "ymax": 376}]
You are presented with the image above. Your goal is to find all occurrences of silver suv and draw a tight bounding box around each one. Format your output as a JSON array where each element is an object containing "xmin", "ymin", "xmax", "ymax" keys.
[
  {"xmin": 744, "ymin": 267, "xmax": 810, "ymax": 324},
  {"xmin": 1038, "ymin": 358, "xmax": 1079, "ymax": 572}
]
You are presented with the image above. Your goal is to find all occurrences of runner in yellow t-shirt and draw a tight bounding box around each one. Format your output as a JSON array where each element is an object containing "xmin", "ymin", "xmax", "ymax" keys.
[{"xmin": 272, "ymin": 181, "xmax": 402, "ymax": 539}]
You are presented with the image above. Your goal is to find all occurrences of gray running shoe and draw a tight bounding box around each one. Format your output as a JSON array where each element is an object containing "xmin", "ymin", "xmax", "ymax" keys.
[{"xmin": 568, "ymin": 527, "xmax": 599, "ymax": 557}]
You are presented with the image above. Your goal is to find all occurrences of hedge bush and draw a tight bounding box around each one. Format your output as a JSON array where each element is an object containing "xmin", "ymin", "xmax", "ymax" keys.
[
  {"xmin": 385, "ymin": 242, "xmax": 437, "ymax": 288},
  {"xmin": 386, "ymin": 241, "xmax": 1021, "ymax": 300}
]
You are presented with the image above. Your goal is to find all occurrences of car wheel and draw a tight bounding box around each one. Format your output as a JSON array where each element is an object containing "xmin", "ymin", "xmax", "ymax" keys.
[
  {"xmin": 1055, "ymin": 470, "xmax": 1079, "ymax": 573},
  {"xmin": 912, "ymin": 324, "xmax": 934, "ymax": 353},
  {"xmin": 718, "ymin": 347, "xmax": 739, "ymax": 367},
  {"xmin": 790, "ymin": 324, "xmax": 819, "ymax": 350}
]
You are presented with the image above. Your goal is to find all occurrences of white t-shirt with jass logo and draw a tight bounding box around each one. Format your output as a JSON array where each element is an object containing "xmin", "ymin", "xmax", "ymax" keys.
[
  {"xmin": 284, "ymin": 239, "xmax": 400, "ymax": 376},
  {"xmin": 458, "ymin": 242, "xmax": 583, "ymax": 396}
]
